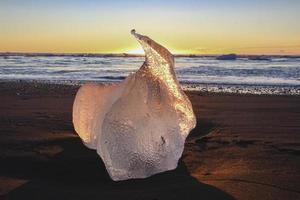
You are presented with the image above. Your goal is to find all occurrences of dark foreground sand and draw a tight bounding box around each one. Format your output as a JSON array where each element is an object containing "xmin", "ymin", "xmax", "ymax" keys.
[{"xmin": 0, "ymin": 81, "xmax": 300, "ymax": 200}]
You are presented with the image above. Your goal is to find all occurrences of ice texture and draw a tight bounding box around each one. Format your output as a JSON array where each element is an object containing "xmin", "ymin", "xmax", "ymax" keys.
[{"xmin": 73, "ymin": 30, "xmax": 196, "ymax": 181}]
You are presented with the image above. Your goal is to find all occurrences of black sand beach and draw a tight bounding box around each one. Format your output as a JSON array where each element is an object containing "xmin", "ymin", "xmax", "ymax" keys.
[{"xmin": 0, "ymin": 81, "xmax": 300, "ymax": 200}]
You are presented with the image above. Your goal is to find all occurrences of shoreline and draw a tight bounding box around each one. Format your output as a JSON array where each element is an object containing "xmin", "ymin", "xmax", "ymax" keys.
[
  {"xmin": 1, "ymin": 79, "xmax": 300, "ymax": 96},
  {"xmin": 1, "ymin": 80, "xmax": 300, "ymax": 199}
]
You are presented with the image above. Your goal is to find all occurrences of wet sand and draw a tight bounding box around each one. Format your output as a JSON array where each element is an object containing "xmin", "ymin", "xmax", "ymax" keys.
[{"xmin": 0, "ymin": 81, "xmax": 300, "ymax": 200}]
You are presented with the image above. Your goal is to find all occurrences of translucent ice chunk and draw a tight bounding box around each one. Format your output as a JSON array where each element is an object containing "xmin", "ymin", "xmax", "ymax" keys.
[{"xmin": 73, "ymin": 30, "xmax": 196, "ymax": 181}]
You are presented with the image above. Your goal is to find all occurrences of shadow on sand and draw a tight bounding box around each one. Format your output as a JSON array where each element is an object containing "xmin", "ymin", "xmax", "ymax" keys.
[{"xmin": 2, "ymin": 121, "xmax": 234, "ymax": 200}]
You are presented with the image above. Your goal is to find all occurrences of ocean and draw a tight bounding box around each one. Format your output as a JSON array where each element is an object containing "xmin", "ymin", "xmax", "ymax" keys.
[{"xmin": 0, "ymin": 54, "xmax": 300, "ymax": 95}]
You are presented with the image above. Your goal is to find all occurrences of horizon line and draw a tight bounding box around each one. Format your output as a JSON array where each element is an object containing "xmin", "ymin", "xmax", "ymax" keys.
[{"xmin": 1, "ymin": 51, "xmax": 300, "ymax": 57}]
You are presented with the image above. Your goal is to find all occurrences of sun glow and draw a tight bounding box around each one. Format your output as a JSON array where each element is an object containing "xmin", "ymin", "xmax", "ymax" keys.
[
  {"xmin": 126, "ymin": 47, "xmax": 145, "ymax": 55},
  {"xmin": 125, "ymin": 46, "xmax": 194, "ymax": 55}
]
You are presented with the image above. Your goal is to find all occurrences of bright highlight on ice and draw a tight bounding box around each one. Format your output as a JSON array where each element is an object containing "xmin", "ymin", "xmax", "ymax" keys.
[{"xmin": 73, "ymin": 30, "xmax": 196, "ymax": 181}]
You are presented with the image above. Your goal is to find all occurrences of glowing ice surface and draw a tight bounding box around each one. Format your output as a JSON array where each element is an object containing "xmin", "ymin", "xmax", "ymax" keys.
[{"xmin": 73, "ymin": 30, "xmax": 196, "ymax": 181}]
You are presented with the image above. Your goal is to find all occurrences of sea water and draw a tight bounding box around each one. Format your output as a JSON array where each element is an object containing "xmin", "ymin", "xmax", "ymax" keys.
[{"xmin": 0, "ymin": 54, "xmax": 299, "ymax": 95}]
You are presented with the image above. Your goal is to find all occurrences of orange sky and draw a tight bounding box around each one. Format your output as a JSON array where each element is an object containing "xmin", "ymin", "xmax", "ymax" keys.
[{"xmin": 0, "ymin": 0, "xmax": 300, "ymax": 55}]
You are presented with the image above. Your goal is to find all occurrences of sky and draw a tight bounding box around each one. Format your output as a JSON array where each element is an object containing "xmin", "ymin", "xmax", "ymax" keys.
[{"xmin": 0, "ymin": 0, "xmax": 300, "ymax": 55}]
